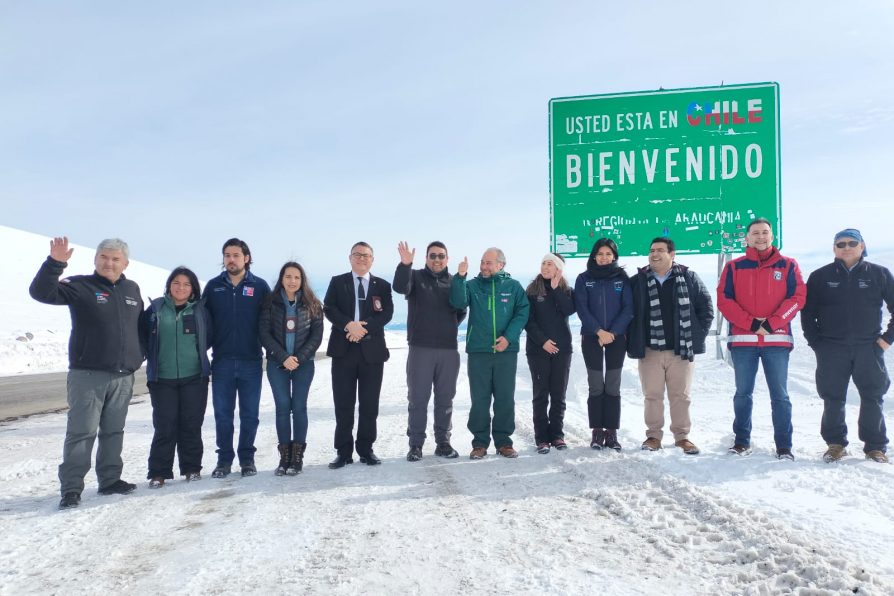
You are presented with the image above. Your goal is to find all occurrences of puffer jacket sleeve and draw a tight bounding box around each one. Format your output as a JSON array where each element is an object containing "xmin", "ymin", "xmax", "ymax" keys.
[
  {"xmin": 609, "ymin": 277, "xmax": 634, "ymax": 336},
  {"xmin": 765, "ymin": 258, "xmax": 806, "ymax": 331},
  {"xmin": 296, "ymin": 312, "xmax": 324, "ymax": 364},
  {"xmin": 259, "ymin": 299, "xmax": 288, "ymax": 365},
  {"xmin": 574, "ymin": 274, "xmax": 598, "ymax": 335}
]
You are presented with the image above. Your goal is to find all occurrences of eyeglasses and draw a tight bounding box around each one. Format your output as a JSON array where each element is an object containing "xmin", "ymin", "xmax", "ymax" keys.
[
  {"xmin": 835, "ymin": 240, "xmax": 860, "ymax": 249},
  {"xmin": 350, "ymin": 252, "xmax": 373, "ymax": 260},
  {"xmin": 427, "ymin": 253, "xmax": 447, "ymax": 260}
]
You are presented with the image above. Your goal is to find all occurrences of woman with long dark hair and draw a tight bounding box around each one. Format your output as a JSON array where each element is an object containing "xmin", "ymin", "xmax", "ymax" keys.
[
  {"xmin": 574, "ymin": 238, "xmax": 633, "ymax": 450},
  {"xmin": 259, "ymin": 262, "xmax": 324, "ymax": 475},
  {"xmin": 525, "ymin": 253, "xmax": 576, "ymax": 453},
  {"xmin": 143, "ymin": 266, "xmax": 212, "ymax": 487}
]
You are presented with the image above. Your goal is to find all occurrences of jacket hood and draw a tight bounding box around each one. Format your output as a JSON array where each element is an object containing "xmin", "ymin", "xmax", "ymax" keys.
[{"xmin": 475, "ymin": 270, "xmax": 511, "ymax": 282}]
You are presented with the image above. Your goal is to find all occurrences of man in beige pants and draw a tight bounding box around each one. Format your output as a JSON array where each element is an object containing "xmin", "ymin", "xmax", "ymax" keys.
[{"xmin": 626, "ymin": 237, "xmax": 714, "ymax": 454}]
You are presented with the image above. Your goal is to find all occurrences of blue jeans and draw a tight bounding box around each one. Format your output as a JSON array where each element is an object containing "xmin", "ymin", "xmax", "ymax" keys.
[
  {"xmin": 731, "ymin": 346, "xmax": 792, "ymax": 449},
  {"xmin": 266, "ymin": 360, "xmax": 315, "ymax": 444},
  {"xmin": 211, "ymin": 358, "xmax": 262, "ymax": 466}
]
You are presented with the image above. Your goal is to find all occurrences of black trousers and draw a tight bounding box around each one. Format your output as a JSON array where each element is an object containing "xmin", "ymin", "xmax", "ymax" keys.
[
  {"xmin": 815, "ymin": 341, "xmax": 890, "ymax": 452},
  {"xmin": 331, "ymin": 344, "xmax": 384, "ymax": 457},
  {"xmin": 526, "ymin": 350, "xmax": 571, "ymax": 444},
  {"xmin": 147, "ymin": 375, "xmax": 209, "ymax": 478},
  {"xmin": 581, "ymin": 334, "xmax": 627, "ymax": 429}
]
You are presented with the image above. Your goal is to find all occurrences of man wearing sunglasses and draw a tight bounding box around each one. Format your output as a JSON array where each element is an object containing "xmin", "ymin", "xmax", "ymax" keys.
[
  {"xmin": 717, "ymin": 217, "xmax": 806, "ymax": 460},
  {"xmin": 802, "ymin": 229, "xmax": 893, "ymax": 464},
  {"xmin": 393, "ymin": 241, "xmax": 467, "ymax": 461}
]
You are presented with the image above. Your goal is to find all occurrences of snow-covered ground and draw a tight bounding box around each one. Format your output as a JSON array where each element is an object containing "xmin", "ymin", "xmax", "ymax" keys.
[{"xmin": 2, "ymin": 225, "xmax": 894, "ymax": 594}]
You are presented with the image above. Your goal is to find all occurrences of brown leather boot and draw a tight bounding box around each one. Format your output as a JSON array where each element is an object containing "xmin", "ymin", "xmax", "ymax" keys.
[
  {"xmin": 288, "ymin": 442, "xmax": 306, "ymax": 475},
  {"xmin": 275, "ymin": 443, "xmax": 290, "ymax": 476}
]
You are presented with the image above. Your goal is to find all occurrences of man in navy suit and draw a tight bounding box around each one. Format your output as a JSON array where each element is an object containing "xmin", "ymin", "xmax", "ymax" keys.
[{"xmin": 324, "ymin": 241, "xmax": 394, "ymax": 468}]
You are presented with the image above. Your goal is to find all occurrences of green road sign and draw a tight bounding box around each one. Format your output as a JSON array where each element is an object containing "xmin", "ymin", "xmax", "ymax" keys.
[{"xmin": 549, "ymin": 83, "xmax": 780, "ymax": 257}]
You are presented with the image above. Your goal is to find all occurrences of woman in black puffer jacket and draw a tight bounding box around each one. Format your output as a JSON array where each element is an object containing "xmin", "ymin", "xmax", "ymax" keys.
[{"xmin": 259, "ymin": 262, "xmax": 324, "ymax": 475}]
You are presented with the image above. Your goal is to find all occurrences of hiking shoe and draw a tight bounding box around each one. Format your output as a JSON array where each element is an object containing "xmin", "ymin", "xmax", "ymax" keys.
[
  {"xmin": 641, "ymin": 437, "xmax": 662, "ymax": 451},
  {"xmin": 148, "ymin": 477, "xmax": 165, "ymax": 489},
  {"xmin": 675, "ymin": 439, "xmax": 700, "ymax": 455},
  {"xmin": 728, "ymin": 444, "xmax": 752, "ymax": 456},
  {"xmin": 184, "ymin": 472, "xmax": 201, "ymax": 482},
  {"xmin": 776, "ymin": 448, "xmax": 795, "ymax": 461},
  {"xmin": 241, "ymin": 463, "xmax": 257, "ymax": 477},
  {"xmin": 59, "ymin": 492, "xmax": 81, "ymax": 510},
  {"xmin": 98, "ymin": 480, "xmax": 136, "ymax": 495},
  {"xmin": 470, "ymin": 447, "xmax": 487, "ymax": 460},
  {"xmin": 498, "ymin": 445, "xmax": 519, "ymax": 459},
  {"xmin": 536, "ymin": 442, "xmax": 551, "ymax": 454},
  {"xmin": 822, "ymin": 444, "xmax": 848, "ymax": 463},
  {"xmin": 406, "ymin": 446, "xmax": 423, "ymax": 462},
  {"xmin": 211, "ymin": 465, "xmax": 231, "ymax": 478},
  {"xmin": 551, "ymin": 439, "xmax": 568, "ymax": 451},
  {"xmin": 434, "ymin": 443, "xmax": 459, "ymax": 458},
  {"xmin": 603, "ymin": 429, "xmax": 622, "ymax": 451},
  {"xmin": 866, "ymin": 450, "xmax": 889, "ymax": 463},
  {"xmin": 590, "ymin": 429, "xmax": 605, "ymax": 450}
]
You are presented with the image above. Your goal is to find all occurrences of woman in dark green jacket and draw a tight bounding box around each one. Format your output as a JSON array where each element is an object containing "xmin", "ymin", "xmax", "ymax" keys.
[{"xmin": 143, "ymin": 267, "xmax": 212, "ymax": 488}]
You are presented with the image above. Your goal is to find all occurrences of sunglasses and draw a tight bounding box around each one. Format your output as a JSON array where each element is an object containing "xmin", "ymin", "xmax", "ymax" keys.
[
  {"xmin": 428, "ymin": 253, "xmax": 447, "ymax": 260},
  {"xmin": 835, "ymin": 240, "xmax": 860, "ymax": 249}
]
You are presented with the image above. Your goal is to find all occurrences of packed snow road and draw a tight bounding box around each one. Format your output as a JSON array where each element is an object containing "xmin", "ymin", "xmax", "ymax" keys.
[{"xmin": 1, "ymin": 335, "xmax": 892, "ymax": 595}]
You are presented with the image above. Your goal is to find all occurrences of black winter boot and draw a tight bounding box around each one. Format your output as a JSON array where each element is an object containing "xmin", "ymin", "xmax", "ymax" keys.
[
  {"xmin": 288, "ymin": 442, "xmax": 305, "ymax": 475},
  {"xmin": 590, "ymin": 429, "xmax": 605, "ymax": 450},
  {"xmin": 604, "ymin": 429, "xmax": 622, "ymax": 451},
  {"xmin": 275, "ymin": 443, "xmax": 290, "ymax": 476}
]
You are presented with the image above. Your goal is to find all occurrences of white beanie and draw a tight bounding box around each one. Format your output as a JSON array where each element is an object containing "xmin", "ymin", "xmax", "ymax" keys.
[{"xmin": 541, "ymin": 253, "xmax": 565, "ymax": 272}]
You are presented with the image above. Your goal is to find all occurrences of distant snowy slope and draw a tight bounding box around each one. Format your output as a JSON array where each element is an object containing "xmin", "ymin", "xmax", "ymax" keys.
[{"xmin": 0, "ymin": 225, "xmax": 170, "ymax": 375}]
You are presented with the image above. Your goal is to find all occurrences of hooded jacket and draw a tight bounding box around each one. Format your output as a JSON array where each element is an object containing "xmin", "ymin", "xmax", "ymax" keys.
[
  {"xmin": 450, "ymin": 270, "xmax": 529, "ymax": 354},
  {"xmin": 717, "ymin": 246, "xmax": 806, "ymax": 349}
]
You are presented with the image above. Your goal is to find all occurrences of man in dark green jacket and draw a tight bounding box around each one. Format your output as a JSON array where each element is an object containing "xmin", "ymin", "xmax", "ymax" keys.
[{"xmin": 450, "ymin": 248, "xmax": 529, "ymax": 459}]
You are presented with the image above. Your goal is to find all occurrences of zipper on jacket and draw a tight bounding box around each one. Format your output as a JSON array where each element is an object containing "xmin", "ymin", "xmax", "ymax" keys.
[
  {"xmin": 491, "ymin": 278, "xmax": 497, "ymax": 352},
  {"xmin": 175, "ymin": 308, "xmax": 181, "ymax": 379},
  {"xmin": 602, "ymin": 281, "xmax": 608, "ymax": 334}
]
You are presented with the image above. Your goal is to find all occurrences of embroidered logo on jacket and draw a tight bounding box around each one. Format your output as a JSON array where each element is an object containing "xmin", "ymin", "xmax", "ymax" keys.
[
  {"xmin": 95, "ymin": 292, "xmax": 109, "ymax": 304},
  {"xmin": 773, "ymin": 271, "xmax": 783, "ymax": 281},
  {"xmin": 243, "ymin": 287, "xmax": 254, "ymax": 297}
]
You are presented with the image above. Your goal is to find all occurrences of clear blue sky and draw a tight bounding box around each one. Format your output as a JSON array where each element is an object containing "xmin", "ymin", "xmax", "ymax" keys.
[{"xmin": 3, "ymin": 1, "xmax": 892, "ymax": 285}]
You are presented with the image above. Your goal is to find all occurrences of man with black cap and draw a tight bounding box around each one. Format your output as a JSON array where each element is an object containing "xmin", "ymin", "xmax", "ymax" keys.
[{"xmin": 802, "ymin": 228, "xmax": 894, "ymax": 464}]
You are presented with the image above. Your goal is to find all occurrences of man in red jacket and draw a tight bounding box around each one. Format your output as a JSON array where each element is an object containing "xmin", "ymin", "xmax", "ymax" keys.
[{"xmin": 717, "ymin": 218, "xmax": 806, "ymax": 460}]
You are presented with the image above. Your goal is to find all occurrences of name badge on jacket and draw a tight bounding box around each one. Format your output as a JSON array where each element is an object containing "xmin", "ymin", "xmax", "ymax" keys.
[{"xmin": 372, "ymin": 296, "xmax": 383, "ymax": 312}]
